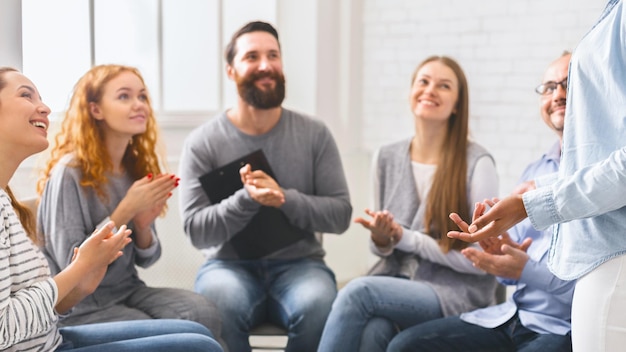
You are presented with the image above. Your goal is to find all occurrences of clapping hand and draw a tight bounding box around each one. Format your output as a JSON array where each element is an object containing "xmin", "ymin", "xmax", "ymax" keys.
[
  {"xmin": 72, "ymin": 222, "xmax": 132, "ymax": 294},
  {"xmin": 239, "ymin": 164, "xmax": 285, "ymax": 208},
  {"xmin": 354, "ymin": 209, "xmax": 402, "ymax": 247}
]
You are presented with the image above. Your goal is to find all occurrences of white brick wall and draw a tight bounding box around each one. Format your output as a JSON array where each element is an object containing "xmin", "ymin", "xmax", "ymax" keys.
[{"xmin": 361, "ymin": 0, "xmax": 606, "ymax": 193}]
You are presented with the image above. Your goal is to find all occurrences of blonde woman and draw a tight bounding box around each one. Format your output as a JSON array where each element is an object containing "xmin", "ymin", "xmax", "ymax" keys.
[{"xmin": 318, "ymin": 56, "xmax": 498, "ymax": 352}]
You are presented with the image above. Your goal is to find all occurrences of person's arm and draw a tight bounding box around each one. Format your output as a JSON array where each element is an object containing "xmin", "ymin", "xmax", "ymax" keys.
[
  {"xmin": 109, "ymin": 173, "xmax": 176, "ymax": 249},
  {"xmin": 0, "ymin": 218, "xmax": 57, "ymax": 348},
  {"xmin": 519, "ymin": 254, "xmax": 575, "ymax": 295},
  {"xmin": 39, "ymin": 165, "xmax": 160, "ymax": 270},
  {"xmin": 526, "ymin": 146, "xmax": 626, "ymax": 230},
  {"xmin": 95, "ymin": 214, "xmax": 160, "ymax": 268},
  {"xmin": 395, "ymin": 227, "xmax": 486, "ymax": 274},
  {"xmin": 450, "ymin": 147, "xmax": 626, "ymax": 242},
  {"xmin": 462, "ymin": 239, "xmax": 572, "ymax": 294},
  {"xmin": 0, "ymin": 275, "xmax": 57, "ymax": 349},
  {"xmin": 354, "ymin": 148, "xmax": 398, "ymax": 256},
  {"xmin": 131, "ymin": 224, "xmax": 160, "ymax": 268},
  {"xmin": 53, "ymin": 222, "xmax": 132, "ymax": 313},
  {"xmin": 39, "ymin": 167, "xmax": 97, "ymax": 270},
  {"xmin": 0, "ymin": 215, "xmax": 129, "ymax": 348},
  {"xmin": 278, "ymin": 126, "xmax": 352, "ymax": 234},
  {"xmin": 393, "ymin": 156, "xmax": 499, "ymax": 274},
  {"xmin": 178, "ymin": 133, "xmax": 262, "ymax": 249}
]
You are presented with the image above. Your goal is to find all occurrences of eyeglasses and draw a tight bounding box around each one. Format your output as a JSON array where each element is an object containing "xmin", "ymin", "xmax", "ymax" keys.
[{"xmin": 535, "ymin": 78, "xmax": 568, "ymax": 95}]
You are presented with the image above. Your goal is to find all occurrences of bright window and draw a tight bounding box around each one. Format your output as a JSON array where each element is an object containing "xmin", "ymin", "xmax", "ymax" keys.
[{"xmin": 21, "ymin": 0, "xmax": 276, "ymax": 120}]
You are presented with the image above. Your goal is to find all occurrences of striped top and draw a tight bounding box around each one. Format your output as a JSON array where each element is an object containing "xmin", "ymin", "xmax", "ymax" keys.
[{"xmin": 0, "ymin": 189, "xmax": 61, "ymax": 351}]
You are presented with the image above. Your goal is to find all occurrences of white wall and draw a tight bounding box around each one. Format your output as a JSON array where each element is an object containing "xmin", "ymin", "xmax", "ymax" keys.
[
  {"xmin": 4, "ymin": 0, "xmax": 610, "ymax": 289},
  {"xmin": 360, "ymin": 0, "xmax": 605, "ymax": 193}
]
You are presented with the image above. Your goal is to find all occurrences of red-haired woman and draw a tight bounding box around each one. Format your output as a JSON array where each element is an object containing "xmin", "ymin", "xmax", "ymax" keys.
[
  {"xmin": 37, "ymin": 65, "xmax": 222, "ymax": 345},
  {"xmin": 0, "ymin": 66, "xmax": 221, "ymax": 351}
]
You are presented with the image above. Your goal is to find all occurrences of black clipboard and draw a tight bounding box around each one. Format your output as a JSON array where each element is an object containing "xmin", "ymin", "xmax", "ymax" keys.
[{"xmin": 199, "ymin": 149, "xmax": 311, "ymax": 259}]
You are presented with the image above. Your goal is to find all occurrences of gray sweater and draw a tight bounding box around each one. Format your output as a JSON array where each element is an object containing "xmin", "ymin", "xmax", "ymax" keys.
[
  {"xmin": 178, "ymin": 108, "xmax": 352, "ymax": 260},
  {"xmin": 369, "ymin": 138, "xmax": 498, "ymax": 316}
]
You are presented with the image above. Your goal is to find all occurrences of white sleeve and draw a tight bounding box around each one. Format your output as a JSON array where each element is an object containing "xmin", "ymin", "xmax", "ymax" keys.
[
  {"xmin": 394, "ymin": 156, "xmax": 499, "ymax": 274},
  {"xmin": 395, "ymin": 228, "xmax": 486, "ymax": 274},
  {"xmin": 469, "ymin": 155, "xmax": 500, "ymax": 203}
]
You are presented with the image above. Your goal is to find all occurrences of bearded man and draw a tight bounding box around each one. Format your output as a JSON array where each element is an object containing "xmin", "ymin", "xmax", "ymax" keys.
[{"xmin": 178, "ymin": 21, "xmax": 352, "ymax": 352}]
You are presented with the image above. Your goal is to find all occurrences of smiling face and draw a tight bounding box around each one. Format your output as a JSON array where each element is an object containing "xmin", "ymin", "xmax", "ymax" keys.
[
  {"xmin": 227, "ymin": 30, "xmax": 285, "ymax": 109},
  {"xmin": 0, "ymin": 70, "xmax": 50, "ymax": 160},
  {"xmin": 540, "ymin": 54, "xmax": 570, "ymax": 137},
  {"xmin": 409, "ymin": 60, "xmax": 460, "ymax": 124},
  {"xmin": 89, "ymin": 71, "xmax": 151, "ymax": 141}
]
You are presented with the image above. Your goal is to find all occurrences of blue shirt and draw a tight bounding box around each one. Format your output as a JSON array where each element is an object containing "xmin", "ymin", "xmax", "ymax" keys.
[
  {"xmin": 523, "ymin": 0, "xmax": 626, "ymax": 280},
  {"xmin": 462, "ymin": 142, "xmax": 575, "ymax": 335}
]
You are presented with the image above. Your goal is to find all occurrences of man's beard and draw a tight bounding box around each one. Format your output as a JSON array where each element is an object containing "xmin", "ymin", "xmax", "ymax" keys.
[{"xmin": 236, "ymin": 70, "xmax": 286, "ymax": 109}]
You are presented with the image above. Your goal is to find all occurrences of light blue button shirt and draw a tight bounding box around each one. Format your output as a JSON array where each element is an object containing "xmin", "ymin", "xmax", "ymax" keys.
[
  {"xmin": 523, "ymin": 0, "xmax": 626, "ymax": 280},
  {"xmin": 462, "ymin": 142, "xmax": 575, "ymax": 335}
]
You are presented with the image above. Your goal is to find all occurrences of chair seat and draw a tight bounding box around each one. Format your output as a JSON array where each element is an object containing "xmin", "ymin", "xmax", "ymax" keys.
[
  {"xmin": 251, "ymin": 323, "xmax": 287, "ymax": 335},
  {"xmin": 249, "ymin": 322, "xmax": 288, "ymax": 351}
]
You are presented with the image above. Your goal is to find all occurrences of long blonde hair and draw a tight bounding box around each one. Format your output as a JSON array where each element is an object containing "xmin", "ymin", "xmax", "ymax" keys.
[
  {"xmin": 412, "ymin": 56, "xmax": 471, "ymax": 253},
  {"xmin": 37, "ymin": 64, "xmax": 163, "ymax": 201}
]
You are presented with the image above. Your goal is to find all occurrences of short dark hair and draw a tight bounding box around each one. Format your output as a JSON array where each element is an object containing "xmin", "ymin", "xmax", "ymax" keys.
[{"xmin": 224, "ymin": 21, "xmax": 280, "ymax": 65}]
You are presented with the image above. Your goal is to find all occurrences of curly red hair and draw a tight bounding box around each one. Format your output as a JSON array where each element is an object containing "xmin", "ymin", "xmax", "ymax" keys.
[{"xmin": 38, "ymin": 64, "xmax": 164, "ymax": 200}]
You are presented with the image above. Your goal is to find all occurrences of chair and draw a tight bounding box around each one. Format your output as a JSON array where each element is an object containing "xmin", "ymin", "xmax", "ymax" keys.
[
  {"xmin": 495, "ymin": 283, "xmax": 508, "ymax": 304},
  {"xmin": 249, "ymin": 322, "xmax": 288, "ymax": 351}
]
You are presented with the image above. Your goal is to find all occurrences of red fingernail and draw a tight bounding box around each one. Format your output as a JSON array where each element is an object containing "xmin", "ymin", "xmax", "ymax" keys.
[{"xmin": 147, "ymin": 173, "xmax": 153, "ymax": 179}]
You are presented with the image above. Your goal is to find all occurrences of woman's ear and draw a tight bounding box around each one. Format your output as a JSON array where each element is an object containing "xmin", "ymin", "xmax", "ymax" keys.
[{"xmin": 89, "ymin": 102, "xmax": 103, "ymax": 120}]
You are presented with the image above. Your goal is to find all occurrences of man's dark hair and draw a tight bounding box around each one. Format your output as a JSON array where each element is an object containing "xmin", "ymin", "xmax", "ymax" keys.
[{"xmin": 224, "ymin": 21, "xmax": 280, "ymax": 65}]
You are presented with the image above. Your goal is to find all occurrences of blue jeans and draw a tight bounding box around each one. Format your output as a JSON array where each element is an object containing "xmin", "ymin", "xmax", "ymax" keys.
[
  {"xmin": 317, "ymin": 276, "xmax": 443, "ymax": 352},
  {"xmin": 60, "ymin": 286, "xmax": 222, "ymax": 346},
  {"xmin": 57, "ymin": 319, "xmax": 223, "ymax": 352},
  {"xmin": 387, "ymin": 314, "xmax": 572, "ymax": 352},
  {"xmin": 195, "ymin": 258, "xmax": 337, "ymax": 352}
]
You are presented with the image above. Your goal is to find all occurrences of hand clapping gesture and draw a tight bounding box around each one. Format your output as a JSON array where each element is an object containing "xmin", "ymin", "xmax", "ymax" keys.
[
  {"xmin": 111, "ymin": 173, "xmax": 178, "ymax": 248},
  {"xmin": 128, "ymin": 173, "xmax": 179, "ymax": 230},
  {"xmin": 239, "ymin": 164, "xmax": 285, "ymax": 208},
  {"xmin": 354, "ymin": 209, "xmax": 403, "ymax": 248},
  {"xmin": 55, "ymin": 221, "xmax": 132, "ymax": 313}
]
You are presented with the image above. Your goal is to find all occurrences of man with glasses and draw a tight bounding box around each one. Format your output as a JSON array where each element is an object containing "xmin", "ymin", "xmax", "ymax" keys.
[{"xmin": 385, "ymin": 52, "xmax": 575, "ymax": 352}]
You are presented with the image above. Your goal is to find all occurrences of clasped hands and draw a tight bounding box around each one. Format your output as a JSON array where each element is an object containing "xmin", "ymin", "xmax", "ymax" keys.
[
  {"xmin": 450, "ymin": 199, "xmax": 532, "ymax": 280},
  {"xmin": 125, "ymin": 173, "xmax": 180, "ymax": 230},
  {"xmin": 239, "ymin": 164, "xmax": 285, "ymax": 208}
]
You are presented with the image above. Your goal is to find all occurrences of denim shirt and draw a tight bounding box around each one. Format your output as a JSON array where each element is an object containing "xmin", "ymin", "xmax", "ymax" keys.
[
  {"xmin": 523, "ymin": 0, "xmax": 626, "ymax": 280},
  {"xmin": 462, "ymin": 142, "xmax": 575, "ymax": 335}
]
